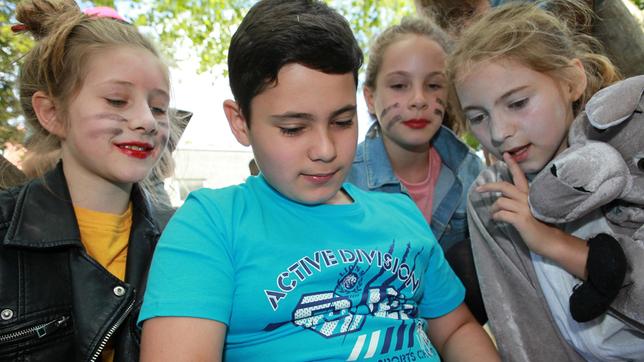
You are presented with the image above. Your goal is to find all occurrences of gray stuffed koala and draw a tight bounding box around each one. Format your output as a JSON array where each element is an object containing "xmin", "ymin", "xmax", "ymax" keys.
[{"xmin": 529, "ymin": 75, "xmax": 644, "ymax": 324}]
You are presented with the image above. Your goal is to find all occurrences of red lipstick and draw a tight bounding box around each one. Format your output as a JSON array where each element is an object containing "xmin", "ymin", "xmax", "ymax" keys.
[
  {"xmin": 115, "ymin": 141, "xmax": 154, "ymax": 159},
  {"xmin": 402, "ymin": 118, "xmax": 429, "ymax": 129}
]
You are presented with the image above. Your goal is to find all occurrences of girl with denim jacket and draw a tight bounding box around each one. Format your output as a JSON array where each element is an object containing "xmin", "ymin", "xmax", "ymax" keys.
[{"xmin": 347, "ymin": 16, "xmax": 486, "ymax": 324}]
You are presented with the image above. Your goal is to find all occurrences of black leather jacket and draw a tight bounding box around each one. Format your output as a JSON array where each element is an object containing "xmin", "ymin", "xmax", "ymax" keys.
[{"xmin": 0, "ymin": 163, "xmax": 160, "ymax": 361}]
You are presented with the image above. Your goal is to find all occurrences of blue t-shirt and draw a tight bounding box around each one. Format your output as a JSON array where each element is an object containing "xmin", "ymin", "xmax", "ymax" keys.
[{"xmin": 139, "ymin": 175, "xmax": 465, "ymax": 361}]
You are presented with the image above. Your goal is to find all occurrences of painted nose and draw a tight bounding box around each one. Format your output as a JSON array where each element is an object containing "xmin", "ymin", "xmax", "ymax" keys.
[
  {"xmin": 490, "ymin": 112, "xmax": 515, "ymax": 146},
  {"xmin": 308, "ymin": 129, "xmax": 337, "ymax": 162},
  {"xmin": 128, "ymin": 101, "xmax": 158, "ymax": 134},
  {"xmin": 409, "ymin": 86, "xmax": 428, "ymax": 111}
]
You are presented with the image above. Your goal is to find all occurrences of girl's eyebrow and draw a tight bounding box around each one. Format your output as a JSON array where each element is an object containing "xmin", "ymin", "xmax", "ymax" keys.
[
  {"xmin": 426, "ymin": 71, "xmax": 446, "ymax": 77},
  {"xmin": 150, "ymin": 89, "xmax": 170, "ymax": 101},
  {"xmin": 99, "ymin": 80, "xmax": 170, "ymax": 99},
  {"xmin": 462, "ymin": 104, "xmax": 485, "ymax": 113},
  {"xmin": 384, "ymin": 71, "xmax": 411, "ymax": 78},
  {"xmin": 495, "ymin": 85, "xmax": 529, "ymax": 106},
  {"xmin": 462, "ymin": 85, "xmax": 530, "ymax": 112}
]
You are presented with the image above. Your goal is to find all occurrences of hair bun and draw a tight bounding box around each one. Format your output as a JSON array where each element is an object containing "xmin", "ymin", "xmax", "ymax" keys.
[{"xmin": 15, "ymin": 0, "xmax": 80, "ymax": 39}]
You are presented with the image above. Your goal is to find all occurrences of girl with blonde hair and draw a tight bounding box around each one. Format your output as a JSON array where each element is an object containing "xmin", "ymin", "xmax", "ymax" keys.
[
  {"xmin": 447, "ymin": 0, "xmax": 643, "ymax": 360},
  {"xmin": 0, "ymin": 0, "xmax": 175, "ymax": 360}
]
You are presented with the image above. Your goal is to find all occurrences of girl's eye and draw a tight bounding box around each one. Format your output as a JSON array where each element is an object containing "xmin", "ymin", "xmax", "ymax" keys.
[
  {"xmin": 333, "ymin": 119, "xmax": 354, "ymax": 128},
  {"xmin": 279, "ymin": 127, "xmax": 304, "ymax": 136},
  {"xmin": 428, "ymin": 83, "xmax": 443, "ymax": 90},
  {"xmin": 151, "ymin": 106, "xmax": 167, "ymax": 116},
  {"xmin": 467, "ymin": 113, "xmax": 487, "ymax": 125},
  {"xmin": 509, "ymin": 98, "xmax": 528, "ymax": 110},
  {"xmin": 390, "ymin": 83, "xmax": 406, "ymax": 90},
  {"xmin": 106, "ymin": 98, "xmax": 126, "ymax": 107}
]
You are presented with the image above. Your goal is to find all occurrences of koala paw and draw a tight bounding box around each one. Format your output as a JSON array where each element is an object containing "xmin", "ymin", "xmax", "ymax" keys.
[{"xmin": 569, "ymin": 233, "xmax": 627, "ymax": 322}]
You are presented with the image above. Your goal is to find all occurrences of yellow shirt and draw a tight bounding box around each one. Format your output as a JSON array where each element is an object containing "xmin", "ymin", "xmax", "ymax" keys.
[{"xmin": 74, "ymin": 203, "xmax": 132, "ymax": 362}]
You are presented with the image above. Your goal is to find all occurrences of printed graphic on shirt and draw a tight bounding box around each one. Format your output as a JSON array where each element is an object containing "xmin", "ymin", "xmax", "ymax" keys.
[
  {"xmin": 262, "ymin": 240, "xmax": 438, "ymax": 361},
  {"xmin": 263, "ymin": 241, "xmax": 422, "ymax": 311}
]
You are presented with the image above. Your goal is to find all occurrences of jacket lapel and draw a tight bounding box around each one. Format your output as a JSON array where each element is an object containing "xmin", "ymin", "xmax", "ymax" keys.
[{"xmin": 3, "ymin": 162, "xmax": 82, "ymax": 248}]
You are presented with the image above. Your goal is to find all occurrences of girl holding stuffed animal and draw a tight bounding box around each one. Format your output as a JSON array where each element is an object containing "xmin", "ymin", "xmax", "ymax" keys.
[
  {"xmin": 447, "ymin": 0, "xmax": 643, "ymax": 361},
  {"xmin": 0, "ymin": 0, "xmax": 175, "ymax": 360}
]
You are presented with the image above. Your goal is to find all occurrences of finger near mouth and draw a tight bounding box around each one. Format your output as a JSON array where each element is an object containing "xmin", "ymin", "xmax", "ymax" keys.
[{"xmin": 505, "ymin": 145, "xmax": 530, "ymax": 162}]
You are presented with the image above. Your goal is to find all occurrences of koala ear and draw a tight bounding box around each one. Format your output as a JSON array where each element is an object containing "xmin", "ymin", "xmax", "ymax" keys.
[
  {"xmin": 586, "ymin": 75, "xmax": 644, "ymax": 130},
  {"xmin": 568, "ymin": 112, "xmax": 588, "ymax": 145}
]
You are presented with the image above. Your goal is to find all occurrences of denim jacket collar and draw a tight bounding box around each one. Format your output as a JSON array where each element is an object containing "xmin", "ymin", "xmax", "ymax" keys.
[
  {"xmin": 360, "ymin": 123, "xmax": 469, "ymax": 189},
  {"xmin": 354, "ymin": 123, "xmax": 483, "ymax": 247},
  {"xmin": 361, "ymin": 125, "xmax": 400, "ymax": 189}
]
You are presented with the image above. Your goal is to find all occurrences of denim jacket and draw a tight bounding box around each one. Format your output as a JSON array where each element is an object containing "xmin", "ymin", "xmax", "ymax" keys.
[{"xmin": 347, "ymin": 124, "xmax": 483, "ymax": 251}]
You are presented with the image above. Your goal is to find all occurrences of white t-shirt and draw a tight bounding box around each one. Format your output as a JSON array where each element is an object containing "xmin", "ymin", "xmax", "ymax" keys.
[{"xmin": 532, "ymin": 211, "xmax": 644, "ymax": 361}]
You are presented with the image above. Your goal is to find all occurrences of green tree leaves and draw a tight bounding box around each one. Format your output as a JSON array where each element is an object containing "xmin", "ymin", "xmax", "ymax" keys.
[
  {"xmin": 1, "ymin": 0, "xmax": 32, "ymax": 144},
  {"xmin": 2, "ymin": 0, "xmax": 413, "ymax": 146}
]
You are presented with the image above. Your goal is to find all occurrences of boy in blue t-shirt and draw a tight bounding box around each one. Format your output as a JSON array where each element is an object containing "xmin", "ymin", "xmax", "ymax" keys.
[{"xmin": 138, "ymin": 0, "xmax": 499, "ymax": 360}]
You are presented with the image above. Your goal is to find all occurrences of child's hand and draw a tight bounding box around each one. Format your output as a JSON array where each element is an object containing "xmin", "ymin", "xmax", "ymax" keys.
[{"xmin": 475, "ymin": 153, "xmax": 557, "ymax": 256}]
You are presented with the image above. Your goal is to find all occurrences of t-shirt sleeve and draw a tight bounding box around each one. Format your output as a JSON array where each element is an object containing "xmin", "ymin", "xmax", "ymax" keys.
[
  {"xmin": 418, "ymin": 242, "xmax": 466, "ymax": 319},
  {"xmin": 138, "ymin": 190, "xmax": 233, "ymax": 326}
]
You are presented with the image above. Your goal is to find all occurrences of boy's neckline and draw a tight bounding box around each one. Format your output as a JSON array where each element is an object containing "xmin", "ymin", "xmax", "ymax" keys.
[{"xmin": 252, "ymin": 174, "xmax": 362, "ymax": 215}]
